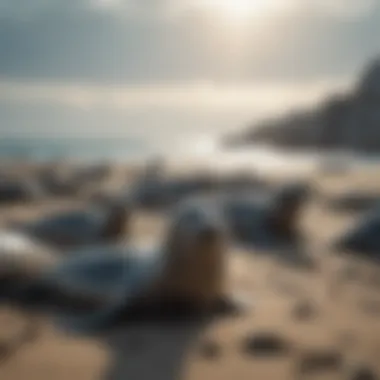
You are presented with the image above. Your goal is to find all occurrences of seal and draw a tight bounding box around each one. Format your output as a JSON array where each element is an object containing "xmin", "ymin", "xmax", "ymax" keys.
[
  {"xmin": 28, "ymin": 202, "xmax": 239, "ymax": 331},
  {"xmin": 266, "ymin": 182, "xmax": 310, "ymax": 238},
  {"xmin": 139, "ymin": 203, "xmax": 228, "ymax": 313},
  {"xmin": 0, "ymin": 177, "xmax": 44, "ymax": 204},
  {"xmin": 182, "ymin": 182, "xmax": 310, "ymax": 250},
  {"xmin": 120, "ymin": 202, "xmax": 247, "ymax": 321},
  {"xmin": 14, "ymin": 199, "xmax": 131, "ymax": 250}
]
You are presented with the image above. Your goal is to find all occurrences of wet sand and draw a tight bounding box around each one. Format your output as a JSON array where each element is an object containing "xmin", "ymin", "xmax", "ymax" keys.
[{"xmin": 1, "ymin": 163, "xmax": 380, "ymax": 380}]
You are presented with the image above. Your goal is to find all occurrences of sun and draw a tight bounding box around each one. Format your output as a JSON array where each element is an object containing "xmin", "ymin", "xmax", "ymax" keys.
[
  {"xmin": 219, "ymin": 0, "xmax": 268, "ymax": 17},
  {"xmin": 199, "ymin": 0, "xmax": 273, "ymax": 22}
]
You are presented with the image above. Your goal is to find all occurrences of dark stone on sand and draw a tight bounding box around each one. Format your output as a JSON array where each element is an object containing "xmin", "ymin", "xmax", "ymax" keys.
[
  {"xmin": 241, "ymin": 332, "xmax": 292, "ymax": 357},
  {"xmin": 199, "ymin": 340, "xmax": 221, "ymax": 359},
  {"xmin": 292, "ymin": 300, "xmax": 317, "ymax": 321},
  {"xmin": 297, "ymin": 349, "xmax": 343, "ymax": 375},
  {"xmin": 349, "ymin": 366, "xmax": 377, "ymax": 380}
]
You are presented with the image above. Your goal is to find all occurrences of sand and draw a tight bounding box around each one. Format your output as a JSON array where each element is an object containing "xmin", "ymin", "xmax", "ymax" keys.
[{"xmin": 0, "ymin": 162, "xmax": 380, "ymax": 380}]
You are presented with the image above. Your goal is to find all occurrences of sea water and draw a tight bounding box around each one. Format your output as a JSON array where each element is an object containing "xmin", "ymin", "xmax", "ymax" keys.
[{"xmin": 0, "ymin": 133, "xmax": 379, "ymax": 177}]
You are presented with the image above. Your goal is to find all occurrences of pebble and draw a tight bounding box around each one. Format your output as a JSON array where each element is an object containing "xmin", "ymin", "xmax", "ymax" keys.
[
  {"xmin": 349, "ymin": 366, "xmax": 377, "ymax": 380},
  {"xmin": 241, "ymin": 332, "xmax": 292, "ymax": 357},
  {"xmin": 297, "ymin": 349, "xmax": 343, "ymax": 375}
]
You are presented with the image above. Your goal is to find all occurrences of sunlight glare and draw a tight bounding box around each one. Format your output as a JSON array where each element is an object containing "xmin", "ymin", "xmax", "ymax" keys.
[{"xmin": 199, "ymin": 0, "xmax": 277, "ymax": 22}]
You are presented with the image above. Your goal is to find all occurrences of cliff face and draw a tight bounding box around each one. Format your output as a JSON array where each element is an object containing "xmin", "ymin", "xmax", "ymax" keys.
[{"xmin": 227, "ymin": 59, "xmax": 380, "ymax": 153}]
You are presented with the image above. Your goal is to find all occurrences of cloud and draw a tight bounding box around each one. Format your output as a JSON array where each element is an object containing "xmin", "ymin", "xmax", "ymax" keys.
[
  {"xmin": 308, "ymin": 0, "xmax": 377, "ymax": 18},
  {"xmin": 0, "ymin": 0, "xmax": 378, "ymax": 84}
]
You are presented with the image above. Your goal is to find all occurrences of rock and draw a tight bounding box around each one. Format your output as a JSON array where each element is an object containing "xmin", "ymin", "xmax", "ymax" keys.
[
  {"xmin": 225, "ymin": 58, "xmax": 380, "ymax": 154},
  {"xmin": 348, "ymin": 366, "xmax": 377, "ymax": 380},
  {"xmin": 359, "ymin": 58, "xmax": 380, "ymax": 100},
  {"xmin": 241, "ymin": 332, "xmax": 292, "ymax": 357},
  {"xmin": 297, "ymin": 349, "xmax": 343, "ymax": 375}
]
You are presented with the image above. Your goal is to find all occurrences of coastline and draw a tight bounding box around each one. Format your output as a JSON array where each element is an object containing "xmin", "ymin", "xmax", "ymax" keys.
[{"xmin": 0, "ymin": 156, "xmax": 379, "ymax": 379}]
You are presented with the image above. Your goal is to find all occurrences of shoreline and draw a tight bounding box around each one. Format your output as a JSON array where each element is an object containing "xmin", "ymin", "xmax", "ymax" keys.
[{"xmin": 0, "ymin": 160, "xmax": 379, "ymax": 379}]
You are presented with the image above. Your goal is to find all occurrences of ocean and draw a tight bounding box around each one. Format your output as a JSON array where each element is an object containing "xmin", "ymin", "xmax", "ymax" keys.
[
  {"xmin": 0, "ymin": 137, "xmax": 151, "ymax": 163},
  {"xmin": 0, "ymin": 77, "xmax": 358, "ymax": 172},
  {"xmin": 0, "ymin": 82, "xmax": 336, "ymax": 169},
  {"xmin": 0, "ymin": 135, "xmax": 378, "ymax": 177}
]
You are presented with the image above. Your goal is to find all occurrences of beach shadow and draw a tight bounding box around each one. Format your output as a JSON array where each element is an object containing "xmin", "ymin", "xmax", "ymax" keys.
[
  {"xmin": 34, "ymin": 296, "xmax": 217, "ymax": 380},
  {"xmin": 0, "ymin": 287, "xmax": 212, "ymax": 380},
  {"xmin": 100, "ymin": 317, "xmax": 210, "ymax": 380}
]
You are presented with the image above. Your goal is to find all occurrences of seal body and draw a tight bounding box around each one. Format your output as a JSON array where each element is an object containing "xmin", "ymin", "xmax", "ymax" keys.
[
  {"xmin": 178, "ymin": 182, "xmax": 309, "ymax": 250},
  {"xmin": 148, "ymin": 202, "xmax": 228, "ymax": 310},
  {"xmin": 148, "ymin": 231, "xmax": 226, "ymax": 310},
  {"xmin": 334, "ymin": 206, "xmax": 380, "ymax": 260},
  {"xmin": 32, "ymin": 203, "xmax": 229, "ymax": 329},
  {"xmin": 16, "ymin": 204, "xmax": 130, "ymax": 250},
  {"xmin": 0, "ymin": 178, "xmax": 43, "ymax": 204},
  {"xmin": 34, "ymin": 243, "xmax": 164, "ymax": 330},
  {"xmin": 22, "ymin": 199, "xmax": 233, "ymax": 332}
]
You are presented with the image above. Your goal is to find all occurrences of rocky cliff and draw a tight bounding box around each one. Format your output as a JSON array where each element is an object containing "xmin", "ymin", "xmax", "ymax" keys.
[{"xmin": 226, "ymin": 59, "xmax": 380, "ymax": 153}]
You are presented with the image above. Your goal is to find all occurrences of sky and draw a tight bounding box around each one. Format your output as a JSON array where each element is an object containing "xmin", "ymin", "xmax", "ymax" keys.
[{"xmin": 0, "ymin": 0, "xmax": 380, "ymax": 139}]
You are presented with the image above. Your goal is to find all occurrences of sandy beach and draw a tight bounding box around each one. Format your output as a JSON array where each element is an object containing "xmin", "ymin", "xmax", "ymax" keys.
[{"xmin": 0, "ymin": 162, "xmax": 380, "ymax": 380}]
